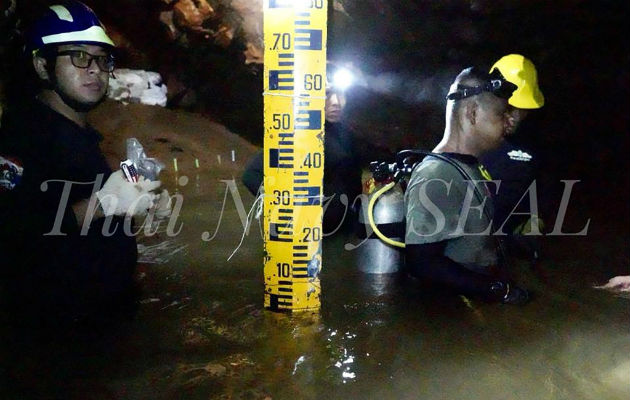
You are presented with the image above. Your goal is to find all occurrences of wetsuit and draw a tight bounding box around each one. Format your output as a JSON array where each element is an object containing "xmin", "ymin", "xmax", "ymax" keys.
[
  {"xmin": 242, "ymin": 121, "xmax": 362, "ymax": 233},
  {"xmin": 0, "ymin": 100, "xmax": 138, "ymax": 324},
  {"xmin": 404, "ymin": 153, "xmax": 506, "ymax": 300}
]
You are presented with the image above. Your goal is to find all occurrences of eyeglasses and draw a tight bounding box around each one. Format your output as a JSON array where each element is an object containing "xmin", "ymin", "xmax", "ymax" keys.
[
  {"xmin": 446, "ymin": 70, "xmax": 517, "ymax": 101},
  {"xmin": 56, "ymin": 50, "xmax": 115, "ymax": 73}
]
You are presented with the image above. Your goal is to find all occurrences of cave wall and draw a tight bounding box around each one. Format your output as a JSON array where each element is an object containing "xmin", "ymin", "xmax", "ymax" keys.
[{"xmin": 1, "ymin": 0, "xmax": 628, "ymax": 199}]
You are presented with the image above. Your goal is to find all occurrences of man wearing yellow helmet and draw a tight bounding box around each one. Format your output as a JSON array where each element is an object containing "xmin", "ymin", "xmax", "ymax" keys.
[{"xmin": 481, "ymin": 54, "xmax": 545, "ymax": 260}]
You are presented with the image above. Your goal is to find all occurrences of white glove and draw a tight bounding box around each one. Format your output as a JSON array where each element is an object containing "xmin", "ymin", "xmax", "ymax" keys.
[
  {"xmin": 593, "ymin": 276, "xmax": 630, "ymax": 293},
  {"xmin": 153, "ymin": 188, "xmax": 173, "ymax": 219},
  {"xmin": 96, "ymin": 170, "xmax": 161, "ymax": 217}
]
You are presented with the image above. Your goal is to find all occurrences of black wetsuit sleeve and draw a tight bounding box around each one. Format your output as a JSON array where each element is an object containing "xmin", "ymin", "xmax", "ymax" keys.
[
  {"xmin": 242, "ymin": 150, "xmax": 263, "ymax": 196},
  {"xmin": 406, "ymin": 242, "xmax": 496, "ymax": 299}
]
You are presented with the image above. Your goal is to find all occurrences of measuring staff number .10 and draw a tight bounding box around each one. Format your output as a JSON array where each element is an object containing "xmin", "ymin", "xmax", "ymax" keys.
[{"xmin": 277, "ymin": 262, "xmax": 290, "ymax": 278}]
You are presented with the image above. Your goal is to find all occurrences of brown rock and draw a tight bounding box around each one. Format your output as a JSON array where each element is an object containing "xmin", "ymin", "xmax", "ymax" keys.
[
  {"xmin": 159, "ymin": 10, "xmax": 180, "ymax": 41},
  {"xmin": 243, "ymin": 42, "xmax": 263, "ymax": 65},
  {"xmin": 231, "ymin": 0, "xmax": 264, "ymax": 64},
  {"xmin": 213, "ymin": 23, "xmax": 235, "ymax": 48},
  {"xmin": 173, "ymin": 0, "xmax": 215, "ymax": 32},
  {"xmin": 203, "ymin": 363, "xmax": 227, "ymax": 377},
  {"xmin": 333, "ymin": 0, "xmax": 351, "ymax": 17}
]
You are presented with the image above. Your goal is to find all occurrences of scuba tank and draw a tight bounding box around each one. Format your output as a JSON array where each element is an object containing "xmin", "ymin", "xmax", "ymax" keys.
[
  {"xmin": 356, "ymin": 159, "xmax": 412, "ymax": 274},
  {"xmin": 358, "ymin": 149, "xmax": 510, "ymax": 276},
  {"xmin": 357, "ymin": 150, "xmax": 528, "ymax": 304},
  {"xmin": 357, "ymin": 179, "xmax": 404, "ymax": 273}
]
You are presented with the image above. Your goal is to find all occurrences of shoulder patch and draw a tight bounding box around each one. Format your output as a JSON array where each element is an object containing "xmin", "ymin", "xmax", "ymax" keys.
[
  {"xmin": 507, "ymin": 150, "xmax": 533, "ymax": 162},
  {"xmin": 0, "ymin": 155, "xmax": 24, "ymax": 191}
]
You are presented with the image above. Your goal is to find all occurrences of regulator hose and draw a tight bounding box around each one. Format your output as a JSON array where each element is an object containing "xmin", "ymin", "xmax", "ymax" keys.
[{"xmin": 367, "ymin": 181, "xmax": 406, "ymax": 248}]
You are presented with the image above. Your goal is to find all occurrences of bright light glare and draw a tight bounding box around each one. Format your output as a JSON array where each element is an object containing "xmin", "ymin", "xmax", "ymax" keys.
[{"xmin": 333, "ymin": 68, "xmax": 354, "ymax": 91}]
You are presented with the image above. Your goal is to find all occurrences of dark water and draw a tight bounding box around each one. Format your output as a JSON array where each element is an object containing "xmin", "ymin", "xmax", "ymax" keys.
[{"xmin": 2, "ymin": 170, "xmax": 629, "ymax": 399}]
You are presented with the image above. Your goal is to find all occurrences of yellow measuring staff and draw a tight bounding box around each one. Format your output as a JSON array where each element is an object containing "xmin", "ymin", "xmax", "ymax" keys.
[{"xmin": 263, "ymin": 0, "xmax": 327, "ymax": 312}]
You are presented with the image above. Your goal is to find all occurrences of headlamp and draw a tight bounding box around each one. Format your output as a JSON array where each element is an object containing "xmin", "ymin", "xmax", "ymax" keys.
[
  {"xmin": 446, "ymin": 70, "xmax": 517, "ymax": 101},
  {"xmin": 331, "ymin": 67, "xmax": 354, "ymax": 91}
]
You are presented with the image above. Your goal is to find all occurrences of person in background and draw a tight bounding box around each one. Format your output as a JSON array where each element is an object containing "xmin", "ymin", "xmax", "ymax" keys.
[
  {"xmin": 404, "ymin": 67, "xmax": 529, "ymax": 305},
  {"xmin": 242, "ymin": 62, "xmax": 363, "ymax": 234},
  {"xmin": 0, "ymin": 1, "xmax": 164, "ymax": 327},
  {"xmin": 480, "ymin": 54, "xmax": 545, "ymax": 261}
]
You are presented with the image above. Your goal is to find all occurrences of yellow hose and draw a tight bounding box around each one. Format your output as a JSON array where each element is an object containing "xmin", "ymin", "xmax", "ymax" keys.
[{"xmin": 367, "ymin": 181, "xmax": 406, "ymax": 248}]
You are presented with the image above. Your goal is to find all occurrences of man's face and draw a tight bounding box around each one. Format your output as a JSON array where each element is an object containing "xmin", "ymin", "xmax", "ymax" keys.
[
  {"xmin": 504, "ymin": 107, "xmax": 529, "ymax": 135},
  {"xmin": 475, "ymin": 96, "xmax": 510, "ymax": 151},
  {"xmin": 51, "ymin": 44, "xmax": 111, "ymax": 110},
  {"xmin": 325, "ymin": 88, "xmax": 346, "ymax": 123}
]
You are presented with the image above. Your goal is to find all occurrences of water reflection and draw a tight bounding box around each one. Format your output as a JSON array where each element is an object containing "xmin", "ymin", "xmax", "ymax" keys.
[
  {"xmin": 4, "ymin": 170, "xmax": 627, "ymax": 399},
  {"xmin": 327, "ymin": 329, "xmax": 358, "ymax": 383},
  {"xmin": 135, "ymin": 171, "xmax": 630, "ymax": 399}
]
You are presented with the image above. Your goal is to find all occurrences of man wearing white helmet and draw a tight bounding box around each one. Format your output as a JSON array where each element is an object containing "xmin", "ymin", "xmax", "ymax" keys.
[{"xmin": 0, "ymin": 1, "xmax": 161, "ymax": 324}]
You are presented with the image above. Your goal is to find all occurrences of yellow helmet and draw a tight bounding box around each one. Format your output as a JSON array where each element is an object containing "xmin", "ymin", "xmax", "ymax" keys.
[{"xmin": 490, "ymin": 54, "xmax": 544, "ymax": 109}]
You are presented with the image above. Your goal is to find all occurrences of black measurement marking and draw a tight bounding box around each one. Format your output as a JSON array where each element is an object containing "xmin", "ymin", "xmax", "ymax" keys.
[
  {"xmin": 269, "ymin": 70, "xmax": 294, "ymax": 90},
  {"xmin": 268, "ymin": 148, "xmax": 279, "ymax": 167},
  {"xmin": 294, "ymin": 29, "xmax": 322, "ymax": 50},
  {"xmin": 293, "ymin": 265, "xmax": 309, "ymax": 278},
  {"xmin": 293, "ymin": 186, "xmax": 321, "ymax": 206},
  {"xmin": 295, "ymin": 110, "xmax": 322, "ymax": 130},
  {"xmin": 268, "ymin": 148, "xmax": 294, "ymax": 168},
  {"xmin": 269, "ymin": 222, "xmax": 293, "ymax": 242},
  {"xmin": 279, "ymin": 132, "xmax": 294, "ymax": 146}
]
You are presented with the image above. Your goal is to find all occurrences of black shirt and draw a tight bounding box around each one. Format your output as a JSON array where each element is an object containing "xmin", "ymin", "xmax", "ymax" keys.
[
  {"xmin": 480, "ymin": 140, "xmax": 538, "ymax": 233},
  {"xmin": 0, "ymin": 100, "xmax": 137, "ymax": 321}
]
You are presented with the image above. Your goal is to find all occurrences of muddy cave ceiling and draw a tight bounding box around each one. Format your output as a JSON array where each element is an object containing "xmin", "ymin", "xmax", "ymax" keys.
[{"xmin": 1, "ymin": 0, "xmax": 628, "ymax": 182}]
